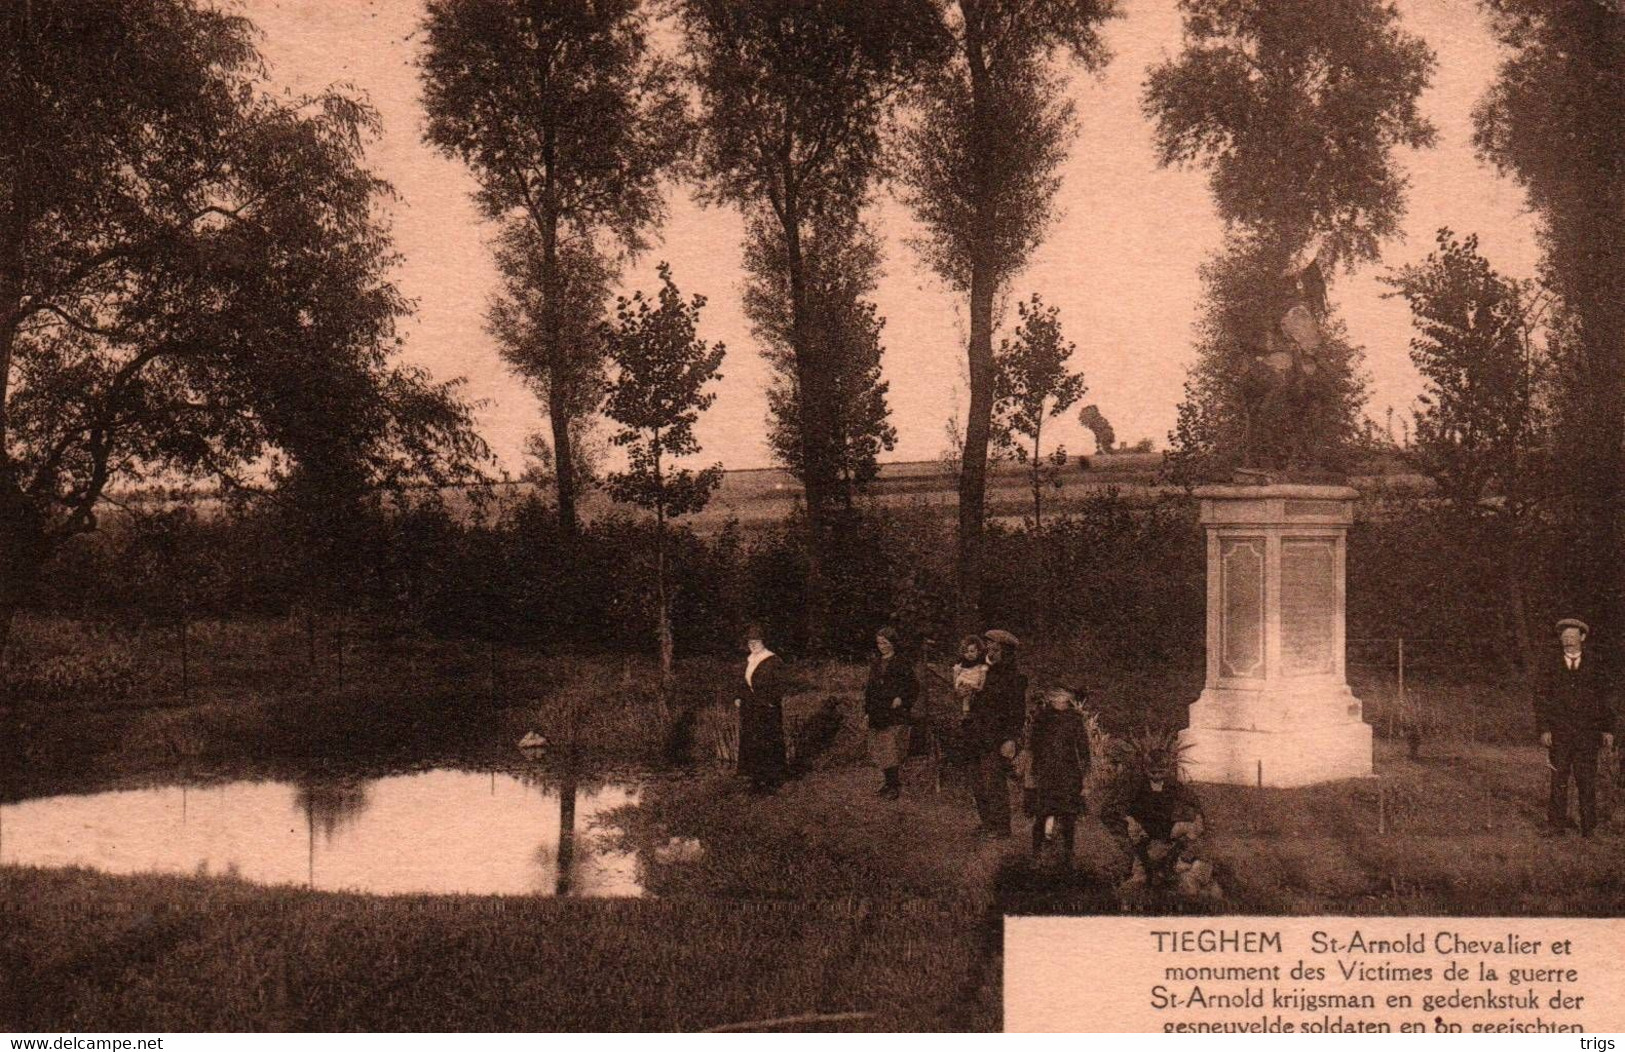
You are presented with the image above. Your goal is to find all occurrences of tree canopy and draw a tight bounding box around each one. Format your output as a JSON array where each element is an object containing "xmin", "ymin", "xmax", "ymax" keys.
[
  {"xmin": 0, "ymin": 0, "xmax": 485, "ymax": 619},
  {"xmin": 1385, "ymin": 229, "xmax": 1550, "ymax": 514},
  {"xmin": 1146, "ymin": 0, "xmax": 1435, "ymax": 478},
  {"xmin": 420, "ymin": 0, "xmax": 687, "ymax": 532},
  {"xmin": 744, "ymin": 211, "xmax": 897, "ymax": 497},
  {"xmin": 993, "ymin": 293, "xmax": 1086, "ymax": 527},
  {"xmin": 895, "ymin": 0, "xmax": 1117, "ymax": 631},
  {"xmin": 1145, "ymin": 0, "xmax": 1437, "ymax": 264}
]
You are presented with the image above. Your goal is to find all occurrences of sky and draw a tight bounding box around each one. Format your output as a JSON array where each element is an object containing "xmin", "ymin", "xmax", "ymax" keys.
[{"xmin": 244, "ymin": 0, "xmax": 1543, "ymax": 474}]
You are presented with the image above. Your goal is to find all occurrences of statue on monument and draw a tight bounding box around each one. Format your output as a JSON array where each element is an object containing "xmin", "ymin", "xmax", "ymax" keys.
[{"xmin": 1236, "ymin": 243, "xmax": 1341, "ymax": 480}]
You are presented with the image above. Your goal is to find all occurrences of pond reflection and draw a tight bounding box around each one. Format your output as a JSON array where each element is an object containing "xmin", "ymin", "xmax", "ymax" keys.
[{"xmin": 0, "ymin": 770, "xmax": 641, "ymax": 897}]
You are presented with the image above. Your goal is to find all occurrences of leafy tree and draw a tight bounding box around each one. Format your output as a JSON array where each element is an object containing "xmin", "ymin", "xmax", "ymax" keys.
[
  {"xmin": 1166, "ymin": 240, "xmax": 1371, "ymax": 478},
  {"xmin": 1385, "ymin": 228, "xmax": 1555, "ymax": 667},
  {"xmin": 896, "ymin": 0, "xmax": 1117, "ymax": 632},
  {"xmin": 1145, "ymin": 0, "xmax": 1436, "ymax": 479},
  {"xmin": 1473, "ymin": 0, "xmax": 1625, "ymax": 658},
  {"xmin": 676, "ymin": 0, "xmax": 941, "ymax": 649},
  {"xmin": 1386, "ymin": 230, "xmax": 1551, "ymax": 514},
  {"xmin": 993, "ymin": 294, "xmax": 1086, "ymax": 529},
  {"xmin": 487, "ymin": 219, "xmax": 615, "ymax": 496},
  {"xmin": 602, "ymin": 264, "xmax": 725, "ymax": 696},
  {"xmin": 520, "ymin": 425, "xmax": 603, "ymax": 492},
  {"xmin": 0, "ymin": 0, "xmax": 485, "ymax": 647},
  {"xmin": 1077, "ymin": 404, "xmax": 1115, "ymax": 455},
  {"xmin": 743, "ymin": 210, "xmax": 897, "ymax": 501},
  {"xmin": 420, "ymin": 0, "xmax": 687, "ymax": 536}
]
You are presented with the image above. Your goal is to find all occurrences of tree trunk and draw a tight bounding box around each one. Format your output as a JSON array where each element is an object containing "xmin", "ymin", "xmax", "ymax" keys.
[
  {"xmin": 0, "ymin": 487, "xmax": 46, "ymax": 679},
  {"xmin": 527, "ymin": 0, "xmax": 578, "ymax": 539},
  {"xmin": 784, "ymin": 207, "xmax": 836, "ymax": 652},
  {"xmin": 957, "ymin": 263, "xmax": 996, "ymax": 634},
  {"xmin": 541, "ymin": 202, "xmax": 579, "ymax": 539},
  {"xmin": 1499, "ymin": 516, "xmax": 1536, "ymax": 677},
  {"xmin": 179, "ymin": 613, "xmax": 190, "ymax": 703},
  {"xmin": 956, "ymin": 4, "xmax": 997, "ymax": 636},
  {"xmin": 555, "ymin": 766, "xmax": 578, "ymax": 897},
  {"xmin": 1031, "ymin": 424, "xmax": 1043, "ymax": 532},
  {"xmin": 656, "ymin": 501, "xmax": 674, "ymax": 717}
]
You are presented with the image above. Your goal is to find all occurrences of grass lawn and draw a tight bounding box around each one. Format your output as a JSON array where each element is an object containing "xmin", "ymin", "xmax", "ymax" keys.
[{"xmin": 3, "ymin": 619, "xmax": 1623, "ymax": 1031}]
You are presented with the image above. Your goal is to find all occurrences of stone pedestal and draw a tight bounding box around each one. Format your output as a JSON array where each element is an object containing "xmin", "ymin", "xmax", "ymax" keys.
[{"xmin": 1181, "ymin": 484, "xmax": 1371, "ymax": 787}]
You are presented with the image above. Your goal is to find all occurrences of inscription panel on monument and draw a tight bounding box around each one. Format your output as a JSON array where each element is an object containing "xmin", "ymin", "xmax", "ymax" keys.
[
  {"xmin": 1219, "ymin": 536, "xmax": 1265, "ymax": 679},
  {"xmin": 1281, "ymin": 537, "xmax": 1336, "ymax": 675}
]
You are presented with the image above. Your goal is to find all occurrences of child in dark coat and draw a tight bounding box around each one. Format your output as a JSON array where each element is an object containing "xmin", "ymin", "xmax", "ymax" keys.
[{"xmin": 1021, "ymin": 687, "xmax": 1091, "ymax": 865}]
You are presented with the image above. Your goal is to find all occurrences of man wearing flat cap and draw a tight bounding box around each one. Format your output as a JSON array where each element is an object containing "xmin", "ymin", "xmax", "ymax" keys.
[
  {"xmin": 1536, "ymin": 618, "xmax": 1617, "ymax": 838},
  {"xmin": 965, "ymin": 629, "xmax": 1028, "ymax": 837}
]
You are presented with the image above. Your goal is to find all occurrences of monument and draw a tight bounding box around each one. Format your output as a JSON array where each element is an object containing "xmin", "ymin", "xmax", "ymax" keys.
[
  {"xmin": 1181, "ymin": 483, "xmax": 1371, "ymax": 785},
  {"xmin": 1180, "ymin": 247, "xmax": 1372, "ymax": 786}
]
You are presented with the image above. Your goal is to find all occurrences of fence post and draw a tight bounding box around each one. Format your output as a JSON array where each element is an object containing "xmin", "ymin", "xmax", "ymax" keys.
[
  {"xmin": 488, "ymin": 638, "xmax": 498, "ymax": 707},
  {"xmin": 1397, "ymin": 637, "xmax": 1406, "ymax": 716},
  {"xmin": 306, "ymin": 610, "xmax": 318, "ymax": 688},
  {"xmin": 179, "ymin": 615, "xmax": 190, "ymax": 703}
]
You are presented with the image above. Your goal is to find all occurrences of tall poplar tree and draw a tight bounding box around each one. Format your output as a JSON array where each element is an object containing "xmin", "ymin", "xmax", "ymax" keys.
[
  {"xmin": 1145, "ymin": 0, "xmax": 1435, "ymax": 479},
  {"xmin": 420, "ymin": 0, "xmax": 686, "ymax": 536},
  {"xmin": 1473, "ymin": 0, "xmax": 1625, "ymax": 659},
  {"xmin": 743, "ymin": 210, "xmax": 897, "ymax": 500},
  {"xmin": 896, "ymin": 0, "xmax": 1117, "ymax": 631},
  {"xmin": 676, "ymin": 0, "xmax": 940, "ymax": 649}
]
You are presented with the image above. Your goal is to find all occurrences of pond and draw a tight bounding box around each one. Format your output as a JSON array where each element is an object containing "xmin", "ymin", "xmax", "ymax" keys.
[{"xmin": 0, "ymin": 769, "xmax": 643, "ymax": 897}]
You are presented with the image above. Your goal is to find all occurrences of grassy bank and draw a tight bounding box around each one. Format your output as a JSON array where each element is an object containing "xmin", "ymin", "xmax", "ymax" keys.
[
  {"xmin": 0, "ymin": 866, "xmax": 986, "ymax": 1031},
  {"xmin": 4, "ymin": 617, "xmax": 1620, "ymax": 1031}
]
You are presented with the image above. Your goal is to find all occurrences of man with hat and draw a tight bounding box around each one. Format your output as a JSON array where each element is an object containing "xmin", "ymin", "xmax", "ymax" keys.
[
  {"xmin": 1536, "ymin": 617, "xmax": 1617, "ymax": 838},
  {"xmin": 965, "ymin": 629, "xmax": 1028, "ymax": 837}
]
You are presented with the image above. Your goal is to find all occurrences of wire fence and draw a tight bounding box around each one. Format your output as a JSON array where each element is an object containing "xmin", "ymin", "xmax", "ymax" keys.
[{"xmin": 1347, "ymin": 636, "xmax": 1536, "ymax": 749}]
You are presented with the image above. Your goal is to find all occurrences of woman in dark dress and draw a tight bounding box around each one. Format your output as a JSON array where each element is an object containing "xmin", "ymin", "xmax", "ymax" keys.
[
  {"xmin": 864, "ymin": 625, "xmax": 918, "ymax": 799},
  {"xmin": 734, "ymin": 623, "xmax": 786, "ymax": 792},
  {"xmin": 1024, "ymin": 687, "xmax": 1091, "ymax": 866}
]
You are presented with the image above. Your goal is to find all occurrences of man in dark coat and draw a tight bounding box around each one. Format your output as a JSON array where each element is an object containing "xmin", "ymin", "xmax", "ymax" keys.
[
  {"xmin": 966, "ymin": 629, "xmax": 1027, "ymax": 837},
  {"xmin": 1536, "ymin": 618, "xmax": 1617, "ymax": 838}
]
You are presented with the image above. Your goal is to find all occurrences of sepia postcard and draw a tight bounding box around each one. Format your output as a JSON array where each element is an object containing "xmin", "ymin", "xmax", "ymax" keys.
[{"xmin": 1, "ymin": 0, "xmax": 1621, "ymax": 1035}]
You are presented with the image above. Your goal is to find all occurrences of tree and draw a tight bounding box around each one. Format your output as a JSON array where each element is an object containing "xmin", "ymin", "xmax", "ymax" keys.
[
  {"xmin": 993, "ymin": 294, "xmax": 1086, "ymax": 529},
  {"xmin": 420, "ymin": 0, "xmax": 687, "ymax": 537},
  {"xmin": 0, "ymin": 0, "xmax": 485, "ymax": 648},
  {"xmin": 519, "ymin": 425, "xmax": 603, "ymax": 492},
  {"xmin": 676, "ymin": 0, "xmax": 941, "ymax": 650},
  {"xmin": 896, "ymin": 0, "xmax": 1117, "ymax": 633},
  {"xmin": 743, "ymin": 211, "xmax": 897, "ymax": 501},
  {"xmin": 1077, "ymin": 404, "xmax": 1115, "ymax": 455},
  {"xmin": 1145, "ymin": 0, "xmax": 1436, "ymax": 479},
  {"xmin": 602, "ymin": 264, "xmax": 725, "ymax": 698},
  {"xmin": 1386, "ymin": 229, "xmax": 1550, "ymax": 514},
  {"xmin": 1385, "ymin": 228, "xmax": 1555, "ymax": 667},
  {"xmin": 1473, "ymin": 0, "xmax": 1625, "ymax": 661},
  {"xmin": 487, "ymin": 219, "xmax": 615, "ymax": 501}
]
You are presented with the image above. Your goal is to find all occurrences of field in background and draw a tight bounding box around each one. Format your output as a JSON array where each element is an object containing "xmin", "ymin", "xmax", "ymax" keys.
[{"xmin": 117, "ymin": 450, "xmax": 1430, "ymax": 534}]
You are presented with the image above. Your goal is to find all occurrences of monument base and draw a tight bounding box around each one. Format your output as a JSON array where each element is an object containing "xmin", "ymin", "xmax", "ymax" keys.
[
  {"xmin": 1182, "ymin": 683, "xmax": 1372, "ymax": 787},
  {"xmin": 1185, "ymin": 483, "xmax": 1371, "ymax": 788}
]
